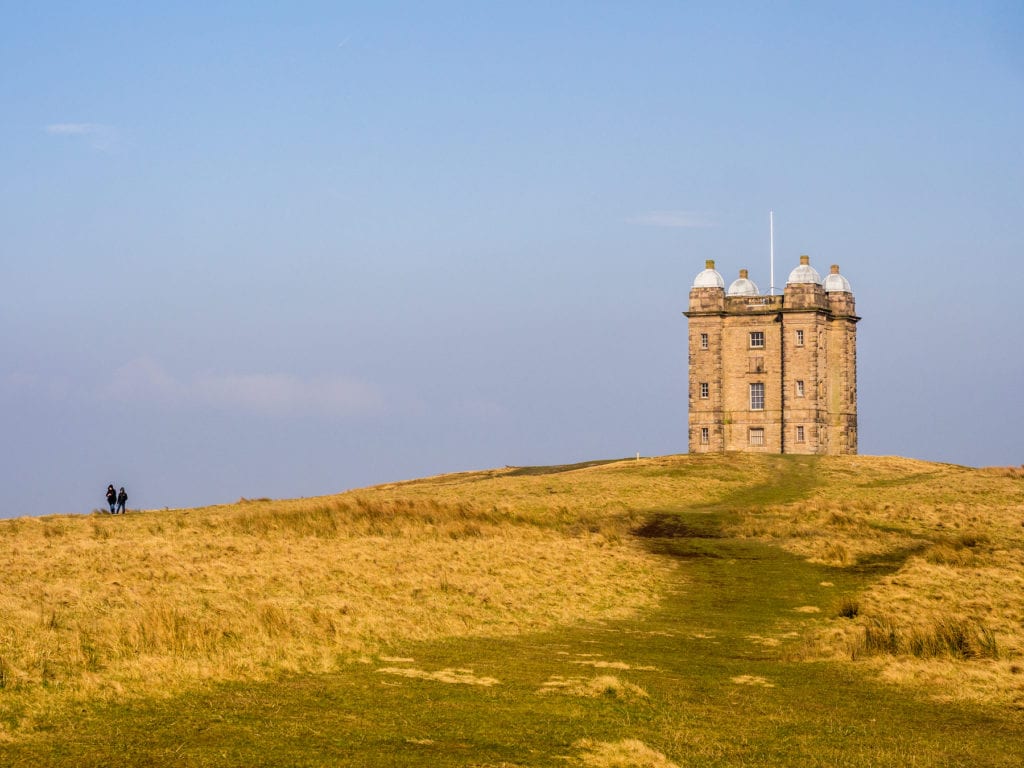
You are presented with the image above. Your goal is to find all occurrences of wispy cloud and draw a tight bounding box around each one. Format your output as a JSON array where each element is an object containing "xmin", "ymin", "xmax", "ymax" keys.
[
  {"xmin": 102, "ymin": 358, "xmax": 384, "ymax": 418},
  {"xmin": 629, "ymin": 210, "xmax": 718, "ymax": 228},
  {"xmin": 0, "ymin": 371, "xmax": 72, "ymax": 400},
  {"xmin": 44, "ymin": 123, "xmax": 99, "ymax": 136},
  {"xmin": 43, "ymin": 122, "xmax": 118, "ymax": 151}
]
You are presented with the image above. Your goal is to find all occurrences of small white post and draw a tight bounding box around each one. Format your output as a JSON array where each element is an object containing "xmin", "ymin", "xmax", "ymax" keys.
[
  {"xmin": 636, "ymin": 452, "xmax": 640, "ymax": 461},
  {"xmin": 769, "ymin": 210, "xmax": 775, "ymax": 295}
]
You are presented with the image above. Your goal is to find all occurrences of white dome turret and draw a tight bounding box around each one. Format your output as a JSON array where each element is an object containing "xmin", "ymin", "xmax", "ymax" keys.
[
  {"xmin": 727, "ymin": 269, "xmax": 760, "ymax": 296},
  {"xmin": 823, "ymin": 264, "xmax": 852, "ymax": 293},
  {"xmin": 787, "ymin": 255, "xmax": 822, "ymax": 285},
  {"xmin": 692, "ymin": 259, "xmax": 725, "ymax": 289}
]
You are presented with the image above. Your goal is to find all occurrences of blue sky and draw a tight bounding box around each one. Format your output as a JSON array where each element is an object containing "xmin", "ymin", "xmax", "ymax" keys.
[{"xmin": 2, "ymin": 2, "xmax": 1022, "ymax": 516}]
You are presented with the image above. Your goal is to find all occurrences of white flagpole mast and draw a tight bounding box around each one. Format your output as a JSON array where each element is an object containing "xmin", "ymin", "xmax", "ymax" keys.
[{"xmin": 769, "ymin": 210, "xmax": 775, "ymax": 295}]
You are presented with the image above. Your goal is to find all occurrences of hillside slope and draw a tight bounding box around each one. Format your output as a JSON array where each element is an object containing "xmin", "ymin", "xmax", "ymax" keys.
[{"xmin": 1, "ymin": 453, "xmax": 1022, "ymax": 746}]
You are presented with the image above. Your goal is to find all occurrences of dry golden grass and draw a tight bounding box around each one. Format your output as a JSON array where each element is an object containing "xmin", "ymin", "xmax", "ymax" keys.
[
  {"xmin": 731, "ymin": 455, "xmax": 1024, "ymax": 707},
  {"xmin": 730, "ymin": 674, "xmax": 775, "ymax": 688},
  {"xmin": 574, "ymin": 738, "xmax": 679, "ymax": 768},
  {"xmin": 370, "ymin": 453, "xmax": 773, "ymax": 529},
  {"xmin": 0, "ymin": 459, "xmax": 709, "ymax": 733},
  {"xmin": 570, "ymin": 659, "xmax": 658, "ymax": 671},
  {"xmin": 376, "ymin": 666, "xmax": 500, "ymax": 686},
  {"xmin": 983, "ymin": 464, "xmax": 1024, "ymax": 479},
  {"xmin": 538, "ymin": 674, "xmax": 649, "ymax": 701}
]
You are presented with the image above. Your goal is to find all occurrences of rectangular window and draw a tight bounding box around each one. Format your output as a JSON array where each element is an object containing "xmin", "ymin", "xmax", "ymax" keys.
[
  {"xmin": 795, "ymin": 380, "xmax": 805, "ymax": 397},
  {"xmin": 699, "ymin": 382, "xmax": 709, "ymax": 399},
  {"xmin": 748, "ymin": 356, "xmax": 764, "ymax": 373},
  {"xmin": 749, "ymin": 382, "xmax": 765, "ymax": 410},
  {"xmin": 749, "ymin": 428, "xmax": 764, "ymax": 446},
  {"xmin": 796, "ymin": 425, "xmax": 805, "ymax": 443},
  {"xmin": 749, "ymin": 331, "xmax": 765, "ymax": 349},
  {"xmin": 700, "ymin": 332, "xmax": 709, "ymax": 349},
  {"xmin": 700, "ymin": 427, "xmax": 709, "ymax": 445},
  {"xmin": 795, "ymin": 329, "xmax": 804, "ymax": 346}
]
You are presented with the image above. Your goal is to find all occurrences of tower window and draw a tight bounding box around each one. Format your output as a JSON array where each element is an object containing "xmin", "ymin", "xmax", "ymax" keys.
[
  {"xmin": 750, "ymin": 331, "xmax": 765, "ymax": 349},
  {"xmin": 795, "ymin": 380, "xmax": 805, "ymax": 397},
  {"xmin": 749, "ymin": 382, "xmax": 765, "ymax": 410},
  {"xmin": 699, "ymin": 382, "xmax": 709, "ymax": 399},
  {"xmin": 700, "ymin": 333, "xmax": 709, "ymax": 349},
  {"xmin": 749, "ymin": 428, "xmax": 764, "ymax": 446},
  {"xmin": 796, "ymin": 425, "xmax": 805, "ymax": 443},
  {"xmin": 700, "ymin": 427, "xmax": 709, "ymax": 445},
  {"xmin": 795, "ymin": 329, "xmax": 804, "ymax": 346}
]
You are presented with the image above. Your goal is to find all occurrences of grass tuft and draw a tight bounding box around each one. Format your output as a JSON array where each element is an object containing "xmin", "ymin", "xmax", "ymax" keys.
[
  {"xmin": 539, "ymin": 674, "xmax": 649, "ymax": 701},
  {"xmin": 575, "ymin": 738, "xmax": 679, "ymax": 768},
  {"xmin": 859, "ymin": 615, "xmax": 999, "ymax": 660},
  {"xmin": 835, "ymin": 596, "xmax": 860, "ymax": 619}
]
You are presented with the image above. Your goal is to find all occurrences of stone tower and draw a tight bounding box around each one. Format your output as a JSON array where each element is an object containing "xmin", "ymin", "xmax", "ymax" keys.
[{"xmin": 684, "ymin": 256, "xmax": 859, "ymax": 454}]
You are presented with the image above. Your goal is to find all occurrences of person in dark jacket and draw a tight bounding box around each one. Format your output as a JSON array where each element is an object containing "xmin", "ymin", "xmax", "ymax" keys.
[
  {"xmin": 116, "ymin": 487, "xmax": 127, "ymax": 515},
  {"xmin": 106, "ymin": 484, "xmax": 117, "ymax": 514}
]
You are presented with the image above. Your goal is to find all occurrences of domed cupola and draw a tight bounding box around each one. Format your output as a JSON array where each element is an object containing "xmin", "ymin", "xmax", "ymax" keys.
[
  {"xmin": 787, "ymin": 254, "xmax": 822, "ymax": 285},
  {"xmin": 692, "ymin": 259, "xmax": 725, "ymax": 289},
  {"xmin": 727, "ymin": 269, "xmax": 759, "ymax": 296},
  {"xmin": 823, "ymin": 264, "xmax": 852, "ymax": 293}
]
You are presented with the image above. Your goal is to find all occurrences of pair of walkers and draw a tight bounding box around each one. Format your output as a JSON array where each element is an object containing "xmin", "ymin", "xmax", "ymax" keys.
[{"xmin": 106, "ymin": 484, "xmax": 128, "ymax": 514}]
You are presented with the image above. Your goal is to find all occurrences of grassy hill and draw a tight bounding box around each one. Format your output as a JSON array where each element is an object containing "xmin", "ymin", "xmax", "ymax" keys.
[{"xmin": 1, "ymin": 453, "xmax": 1022, "ymax": 766}]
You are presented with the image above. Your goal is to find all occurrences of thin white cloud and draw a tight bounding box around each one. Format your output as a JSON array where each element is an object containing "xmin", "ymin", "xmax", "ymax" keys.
[
  {"xmin": 44, "ymin": 123, "xmax": 100, "ymax": 135},
  {"xmin": 629, "ymin": 210, "xmax": 718, "ymax": 228},
  {"xmin": 102, "ymin": 358, "xmax": 384, "ymax": 418},
  {"xmin": 43, "ymin": 122, "xmax": 118, "ymax": 151}
]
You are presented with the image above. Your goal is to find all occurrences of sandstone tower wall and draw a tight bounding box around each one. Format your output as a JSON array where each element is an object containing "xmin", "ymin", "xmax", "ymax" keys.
[{"xmin": 684, "ymin": 258, "xmax": 858, "ymax": 455}]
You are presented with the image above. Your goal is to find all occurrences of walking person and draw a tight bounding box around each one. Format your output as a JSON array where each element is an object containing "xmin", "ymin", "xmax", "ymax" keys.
[
  {"xmin": 116, "ymin": 487, "xmax": 127, "ymax": 515},
  {"xmin": 106, "ymin": 484, "xmax": 117, "ymax": 514}
]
